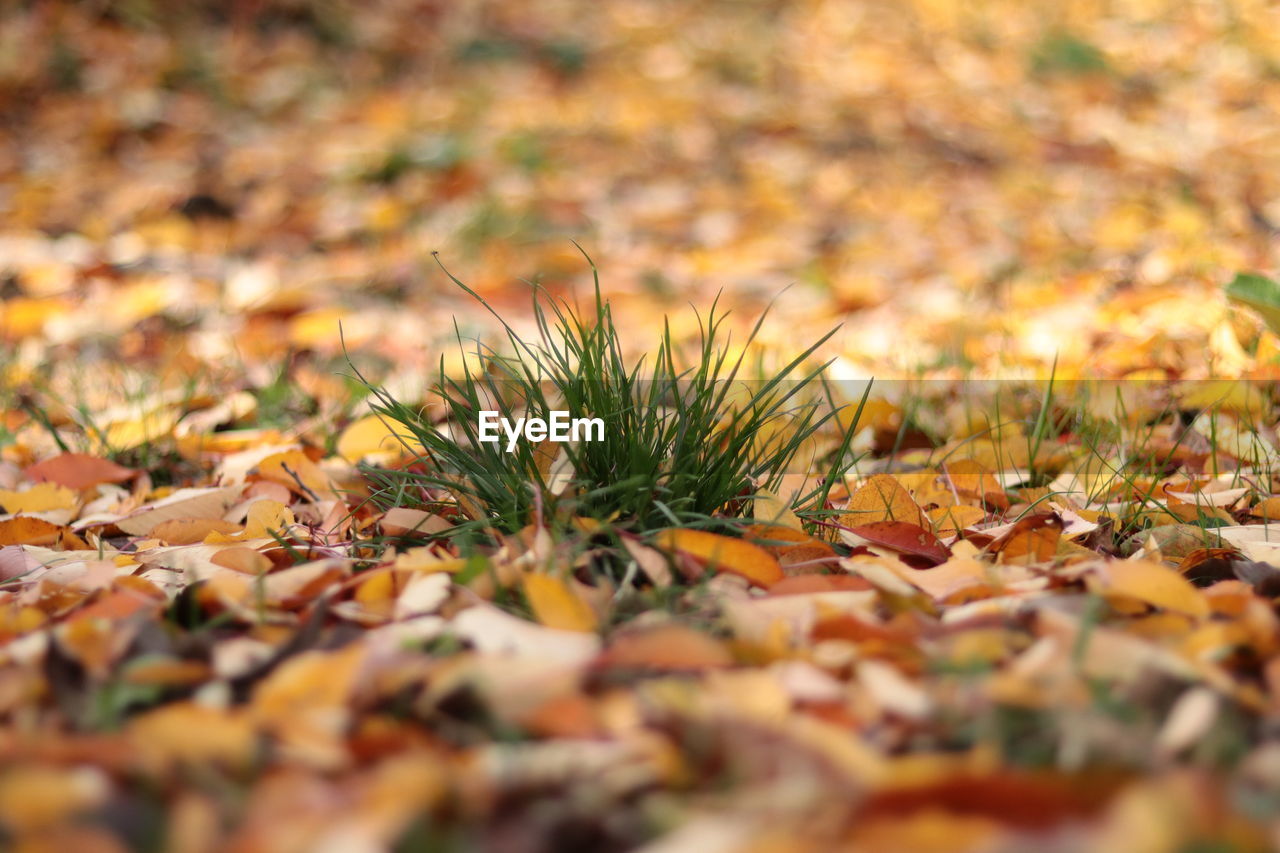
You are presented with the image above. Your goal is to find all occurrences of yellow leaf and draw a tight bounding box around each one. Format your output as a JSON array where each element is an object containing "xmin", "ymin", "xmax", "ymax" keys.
[
  {"xmin": 841, "ymin": 473, "xmax": 926, "ymax": 527},
  {"xmin": 255, "ymin": 449, "xmax": 338, "ymax": 500},
  {"xmin": 750, "ymin": 489, "xmax": 805, "ymax": 530},
  {"xmin": 1093, "ymin": 560, "xmax": 1209, "ymax": 619},
  {"xmin": 653, "ymin": 528, "xmax": 783, "ymax": 588},
  {"xmin": 94, "ymin": 409, "xmax": 181, "ymax": 454},
  {"xmin": 336, "ymin": 414, "xmax": 406, "ymax": 462},
  {"xmin": 251, "ymin": 646, "xmax": 365, "ymax": 766},
  {"xmin": 128, "ymin": 703, "xmax": 256, "ymax": 773},
  {"xmin": 243, "ymin": 500, "xmax": 294, "ymax": 539},
  {"xmin": 522, "ymin": 572, "xmax": 598, "ymax": 633},
  {"xmin": 289, "ymin": 307, "xmax": 349, "ymax": 349},
  {"xmin": 356, "ymin": 568, "xmax": 398, "ymax": 610},
  {"xmin": 0, "ymin": 483, "xmax": 76, "ymax": 514},
  {"xmin": 927, "ymin": 504, "xmax": 986, "ymax": 536},
  {"xmin": 204, "ymin": 500, "xmax": 294, "ymax": 543},
  {"xmin": 0, "ymin": 765, "xmax": 109, "ymax": 833},
  {"xmin": 1177, "ymin": 380, "xmax": 1268, "ymax": 418},
  {"xmin": 394, "ymin": 547, "xmax": 465, "ymax": 573}
]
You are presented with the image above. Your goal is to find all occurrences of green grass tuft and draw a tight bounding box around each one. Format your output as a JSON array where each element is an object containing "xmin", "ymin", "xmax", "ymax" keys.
[{"xmin": 351, "ymin": 251, "xmax": 859, "ymax": 542}]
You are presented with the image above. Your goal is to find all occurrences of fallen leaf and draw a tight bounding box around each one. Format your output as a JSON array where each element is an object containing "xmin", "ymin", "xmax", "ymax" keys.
[
  {"xmin": 150, "ymin": 517, "xmax": 245, "ymax": 545},
  {"xmin": 653, "ymin": 529, "xmax": 783, "ymax": 588},
  {"xmin": 0, "ymin": 483, "xmax": 76, "ymax": 514},
  {"xmin": 0, "ymin": 516, "xmax": 66, "ymax": 546},
  {"xmin": 842, "ymin": 474, "xmax": 927, "ymax": 527},
  {"xmin": 986, "ymin": 513, "xmax": 1063, "ymax": 564},
  {"xmin": 336, "ymin": 414, "xmax": 407, "ymax": 462},
  {"xmin": 380, "ymin": 507, "xmax": 452, "ymax": 538},
  {"xmin": 210, "ymin": 547, "xmax": 272, "ymax": 575},
  {"xmin": 115, "ymin": 486, "xmax": 243, "ymax": 536},
  {"xmin": 23, "ymin": 453, "xmax": 135, "ymax": 491},
  {"xmin": 522, "ymin": 572, "xmax": 599, "ymax": 633},
  {"xmin": 1092, "ymin": 560, "xmax": 1210, "ymax": 618},
  {"xmin": 843, "ymin": 520, "xmax": 951, "ymax": 565},
  {"xmin": 254, "ymin": 449, "xmax": 339, "ymax": 501},
  {"xmin": 596, "ymin": 624, "xmax": 734, "ymax": 670}
]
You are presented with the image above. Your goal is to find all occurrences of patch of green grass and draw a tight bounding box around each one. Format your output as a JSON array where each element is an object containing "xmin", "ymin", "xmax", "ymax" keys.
[
  {"xmin": 1029, "ymin": 31, "xmax": 1111, "ymax": 77},
  {"xmin": 351, "ymin": 252, "xmax": 860, "ymax": 544}
]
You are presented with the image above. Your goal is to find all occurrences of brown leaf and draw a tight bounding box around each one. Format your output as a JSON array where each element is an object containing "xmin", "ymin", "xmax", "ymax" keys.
[
  {"xmin": 844, "ymin": 520, "xmax": 951, "ymax": 566},
  {"xmin": 860, "ymin": 771, "xmax": 1122, "ymax": 829},
  {"xmin": 150, "ymin": 517, "xmax": 245, "ymax": 545},
  {"xmin": 23, "ymin": 453, "xmax": 136, "ymax": 491}
]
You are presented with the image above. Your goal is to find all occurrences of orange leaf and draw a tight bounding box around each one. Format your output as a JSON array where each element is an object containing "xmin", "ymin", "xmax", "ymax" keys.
[
  {"xmin": 767, "ymin": 575, "xmax": 873, "ymax": 596},
  {"xmin": 653, "ymin": 529, "xmax": 783, "ymax": 587},
  {"xmin": 0, "ymin": 516, "xmax": 65, "ymax": 546},
  {"xmin": 597, "ymin": 624, "xmax": 733, "ymax": 670},
  {"xmin": 210, "ymin": 547, "xmax": 272, "ymax": 575},
  {"xmin": 255, "ymin": 449, "xmax": 338, "ymax": 500},
  {"xmin": 987, "ymin": 514, "xmax": 1063, "ymax": 564},
  {"xmin": 522, "ymin": 572, "xmax": 599, "ymax": 633},
  {"xmin": 1250, "ymin": 495, "xmax": 1280, "ymax": 521},
  {"xmin": 23, "ymin": 452, "xmax": 135, "ymax": 491},
  {"xmin": 842, "ymin": 474, "xmax": 926, "ymax": 527},
  {"xmin": 944, "ymin": 460, "xmax": 1007, "ymax": 510}
]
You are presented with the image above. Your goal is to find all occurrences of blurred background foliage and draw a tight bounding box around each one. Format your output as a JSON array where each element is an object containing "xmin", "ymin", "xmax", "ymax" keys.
[{"xmin": 1, "ymin": 0, "xmax": 1278, "ymax": 397}]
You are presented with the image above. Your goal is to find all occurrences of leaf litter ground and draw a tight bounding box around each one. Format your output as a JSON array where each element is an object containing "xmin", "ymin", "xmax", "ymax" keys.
[{"xmin": 4, "ymin": 2, "xmax": 1280, "ymax": 852}]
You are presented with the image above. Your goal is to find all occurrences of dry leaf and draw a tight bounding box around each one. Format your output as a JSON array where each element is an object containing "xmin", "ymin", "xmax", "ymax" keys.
[
  {"xmin": 596, "ymin": 624, "xmax": 734, "ymax": 671},
  {"xmin": 653, "ymin": 529, "xmax": 783, "ymax": 588},
  {"xmin": 1092, "ymin": 560, "xmax": 1210, "ymax": 619},
  {"xmin": 522, "ymin": 572, "xmax": 599, "ymax": 633},
  {"xmin": 842, "ymin": 474, "xmax": 927, "ymax": 527},
  {"xmin": 23, "ymin": 453, "xmax": 135, "ymax": 491}
]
